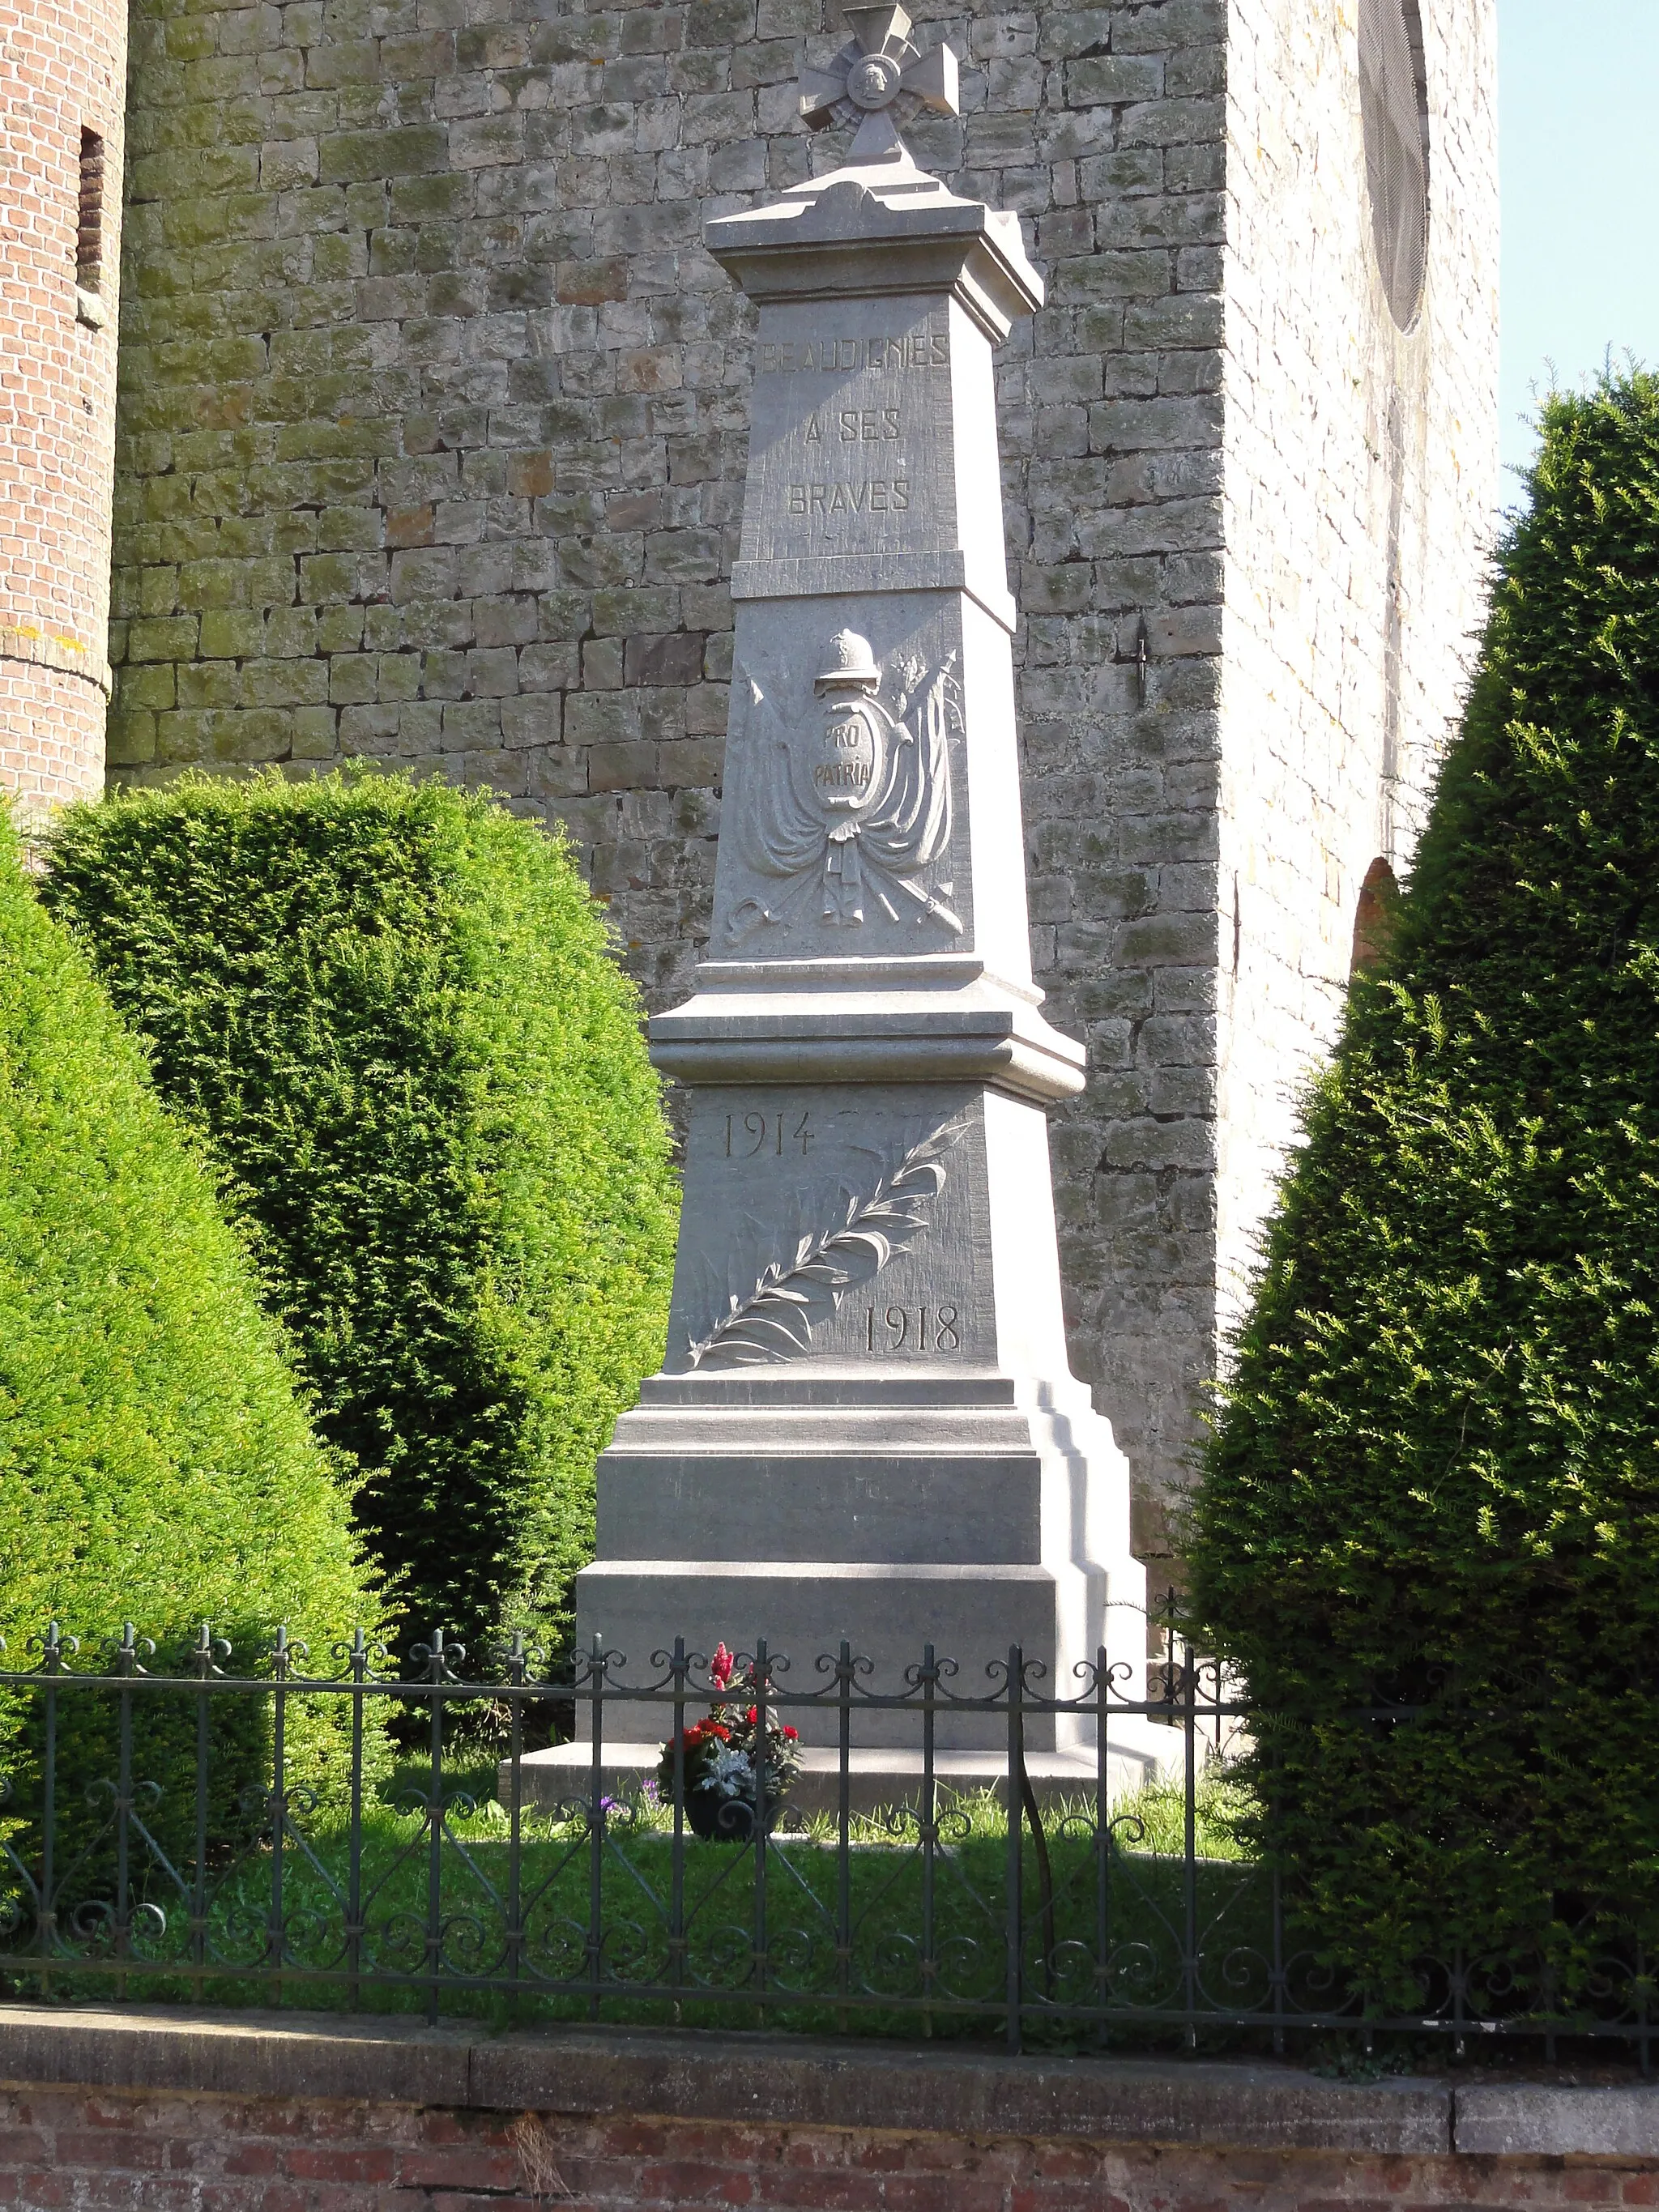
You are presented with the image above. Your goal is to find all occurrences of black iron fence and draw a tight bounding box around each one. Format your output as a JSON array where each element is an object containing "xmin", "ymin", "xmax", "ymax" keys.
[{"xmin": 0, "ymin": 1617, "xmax": 1653, "ymax": 2063}]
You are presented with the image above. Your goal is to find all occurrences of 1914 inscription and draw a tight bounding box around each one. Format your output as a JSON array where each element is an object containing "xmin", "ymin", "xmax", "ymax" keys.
[{"xmin": 724, "ymin": 1108, "xmax": 817, "ymax": 1159}]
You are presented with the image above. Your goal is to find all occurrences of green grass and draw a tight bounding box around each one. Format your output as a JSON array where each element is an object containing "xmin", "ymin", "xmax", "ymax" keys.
[{"xmin": 1, "ymin": 1757, "xmax": 1265, "ymax": 2046}]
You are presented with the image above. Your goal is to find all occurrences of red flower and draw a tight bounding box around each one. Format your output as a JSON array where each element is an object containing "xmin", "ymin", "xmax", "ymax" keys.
[
  {"xmin": 783, "ymin": 1726, "xmax": 799, "ymax": 1741},
  {"xmin": 745, "ymin": 1705, "xmax": 758, "ymax": 1726},
  {"xmin": 678, "ymin": 1720, "xmax": 730, "ymax": 1750},
  {"xmin": 710, "ymin": 1642, "xmax": 736, "ymax": 1690}
]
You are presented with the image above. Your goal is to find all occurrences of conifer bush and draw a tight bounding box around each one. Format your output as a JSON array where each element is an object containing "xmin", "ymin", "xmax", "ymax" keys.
[
  {"xmin": 1188, "ymin": 373, "xmax": 1659, "ymax": 2000},
  {"xmin": 0, "ymin": 805, "xmax": 383, "ymax": 1865},
  {"xmin": 44, "ymin": 774, "xmax": 678, "ymax": 1659}
]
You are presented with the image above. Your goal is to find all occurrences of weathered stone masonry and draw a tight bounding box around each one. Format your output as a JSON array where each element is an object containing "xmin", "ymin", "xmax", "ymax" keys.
[{"xmin": 108, "ymin": 0, "xmax": 1498, "ymax": 1556}]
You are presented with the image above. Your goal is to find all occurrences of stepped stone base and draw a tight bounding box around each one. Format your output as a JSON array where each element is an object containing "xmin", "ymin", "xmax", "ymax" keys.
[{"xmin": 509, "ymin": 1720, "xmax": 1184, "ymax": 1820}]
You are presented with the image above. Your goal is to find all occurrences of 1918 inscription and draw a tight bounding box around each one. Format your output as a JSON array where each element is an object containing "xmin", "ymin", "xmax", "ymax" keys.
[{"xmin": 866, "ymin": 1303, "xmax": 960, "ymax": 1353}]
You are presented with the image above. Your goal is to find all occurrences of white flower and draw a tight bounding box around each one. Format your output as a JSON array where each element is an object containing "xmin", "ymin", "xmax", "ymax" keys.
[{"xmin": 708, "ymin": 1745, "xmax": 754, "ymax": 1799}]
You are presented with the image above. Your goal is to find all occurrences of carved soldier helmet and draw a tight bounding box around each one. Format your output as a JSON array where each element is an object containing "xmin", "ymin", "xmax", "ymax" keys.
[{"xmin": 813, "ymin": 629, "xmax": 881, "ymax": 694}]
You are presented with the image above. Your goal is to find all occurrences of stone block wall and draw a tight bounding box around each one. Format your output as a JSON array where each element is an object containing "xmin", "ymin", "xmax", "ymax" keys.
[
  {"xmin": 0, "ymin": 0, "xmax": 126, "ymax": 814},
  {"xmin": 108, "ymin": 0, "xmax": 1497, "ymax": 1550},
  {"xmin": 1213, "ymin": 0, "xmax": 1499, "ymax": 1366}
]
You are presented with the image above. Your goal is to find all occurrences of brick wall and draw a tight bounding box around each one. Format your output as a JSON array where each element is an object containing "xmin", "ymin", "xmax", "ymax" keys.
[
  {"xmin": 1, "ymin": 2078, "xmax": 1656, "ymax": 2212},
  {"xmin": 0, "ymin": 0, "xmax": 125, "ymax": 813}
]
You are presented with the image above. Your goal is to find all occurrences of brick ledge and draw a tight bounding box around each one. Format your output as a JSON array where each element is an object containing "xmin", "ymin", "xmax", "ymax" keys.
[
  {"xmin": 0, "ymin": 2004, "xmax": 1654, "ymax": 2158},
  {"xmin": 0, "ymin": 624, "xmax": 113, "ymax": 694}
]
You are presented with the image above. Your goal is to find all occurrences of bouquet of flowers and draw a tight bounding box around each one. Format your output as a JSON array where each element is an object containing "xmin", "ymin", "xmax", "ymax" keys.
[{"xmin": 656, "ymin": 1643, "xmax": 803, "ymax": 1837}]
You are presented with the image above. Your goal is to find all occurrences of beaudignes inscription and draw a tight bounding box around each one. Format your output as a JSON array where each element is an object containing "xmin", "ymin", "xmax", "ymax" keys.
[{"xmin": 757, "ymin": 332, "xmax": 949, "ymax": 377}]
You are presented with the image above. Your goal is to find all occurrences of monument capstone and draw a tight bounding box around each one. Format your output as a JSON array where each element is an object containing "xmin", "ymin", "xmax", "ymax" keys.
[{"xmin": 560, "ymin": 7, "xmax": 1169, "ymax": 1796}]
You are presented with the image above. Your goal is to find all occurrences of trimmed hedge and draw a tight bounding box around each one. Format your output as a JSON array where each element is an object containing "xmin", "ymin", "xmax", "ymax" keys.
[
  {"xmin": 44, "ymin": 774, "xmax": 677, "ymax": 1657},
  {"xmin": 1186, "ymin": 373, "xmax": 1659, "ymax": 1998},
  {"xmin": 0, "ymin": 804, "xmax": 383, "ymax": 1864}
]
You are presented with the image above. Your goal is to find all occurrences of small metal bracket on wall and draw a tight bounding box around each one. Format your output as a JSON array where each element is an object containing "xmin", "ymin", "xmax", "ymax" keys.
[{"xmin": 1119, "ymin": 618, "xmax": 1149, "ymax": 705}]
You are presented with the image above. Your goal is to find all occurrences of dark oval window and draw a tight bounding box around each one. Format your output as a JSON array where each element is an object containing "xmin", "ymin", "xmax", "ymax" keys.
[
  {"xmin": 1358, "ymin": 0, "xmax": 1431, "ymax": 330},
  {"xmin": 1351, "ymin": 858, "xmax": 1400, "ymax": 976}
]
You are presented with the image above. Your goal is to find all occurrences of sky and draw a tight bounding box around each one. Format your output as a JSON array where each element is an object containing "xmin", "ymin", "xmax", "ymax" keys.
[{"xmin": 1499, "ymin": 0, "xmax": 1659, "ymax": 499}]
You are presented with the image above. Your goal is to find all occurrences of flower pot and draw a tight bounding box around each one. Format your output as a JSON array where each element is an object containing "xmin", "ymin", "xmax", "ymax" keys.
[{"xmin": 685, "ymin": 1786, "xmax": 788, "ymax": 1842}]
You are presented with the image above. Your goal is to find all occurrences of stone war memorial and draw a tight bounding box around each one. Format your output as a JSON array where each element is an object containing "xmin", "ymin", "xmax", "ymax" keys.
[{"xmin": 538, "ymin": 6, "xmax": 1171, "ymax": 1803}]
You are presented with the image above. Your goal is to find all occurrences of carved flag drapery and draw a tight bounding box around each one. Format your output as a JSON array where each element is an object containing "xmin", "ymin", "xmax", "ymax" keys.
[{"xmin": 729, "ymin": 632, "xmax": 962, "ymax": 936}]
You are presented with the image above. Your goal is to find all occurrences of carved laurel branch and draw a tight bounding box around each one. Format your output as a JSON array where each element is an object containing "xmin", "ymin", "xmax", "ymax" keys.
[{"xmin": 686, "ymin": 1116, "xmax": 970, "ymax": 1370}]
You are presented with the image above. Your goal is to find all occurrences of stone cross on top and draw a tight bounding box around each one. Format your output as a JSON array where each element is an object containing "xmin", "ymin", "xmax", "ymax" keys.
[{"xmin": 798, "ymin": 6, "xmax": 960, "ymax": 165}]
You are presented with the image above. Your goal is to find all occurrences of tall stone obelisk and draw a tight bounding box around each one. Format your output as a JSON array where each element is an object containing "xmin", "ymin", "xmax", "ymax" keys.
[{"xmin": 574, "ymin": 11, "xmax": 1157, "ymax": 1775}]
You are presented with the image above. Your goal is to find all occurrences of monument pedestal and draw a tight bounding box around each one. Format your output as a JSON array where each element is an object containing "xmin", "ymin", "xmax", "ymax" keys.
[
  {"xmin": 518, "ymin": 1735, "xmax": 1180, "ymax": 1820},
  {"xmin": 587, "ymin": 1353, "xmax": 1141, "ymax": 1757},
  {"xmin": 563, "ymin": 11, "xmax": 1166, "ymax": 1796}
]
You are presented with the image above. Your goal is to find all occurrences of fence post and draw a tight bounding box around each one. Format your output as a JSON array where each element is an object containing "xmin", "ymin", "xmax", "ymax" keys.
[
  {"xmin": 668, "ymin": 1636, "xmax": 688, "ymax": 2021},
  {"xmin": 422, "ymin": 1628, "xmax": 455, "ymax": 2027},
  {"xmin": 37, "ymin": 1622, "xmax": 71, "ymax": 1997},
  {"xmin": 268, "ymin": 1624, "xmax": 291, "ymax": 2010},
  {"xmin": 586, "ymin": 1630, "xmax": 606, "ymax": 2021},
  {"xmin": 113, "ymin": 1622, "xmax": 139, "ymax": 2001},
  {"xmin": 753, "ymin": 1635, "xmax": 770, "ymax": 2024},
  {"xmin": 1005, "ymin": 1643, "xmax": 1024, "ymax": 2055},
  {"xmin": 920, "ymin": 1642, "xmax": 937, "ymax": 2040},
  {"xmin": 836, "ymin": 1637, "xmax": 852, "ymax": 2033},
  {"xmin": 190, "ymin": 1623, "xmax": 214, "ymax": 2005},
  {"xmin": 1094, "ymin": 1643, "xmax": 1110, "ymax": 2046},
  {"xmin": 1183, "ymin": 1623, "xmax": 1197, "ymax": 2048},
  {"xmin": 503, "ymin": 1630, "xmax": 527, "ymax": 2003},
  {"xmin": 346, "ymin": 1626, "xmax": 369, "ymax": 2012},
  {"xmin": 1282, "ymin": 1743, "xmax": 1291, "ymax": 2052}
]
